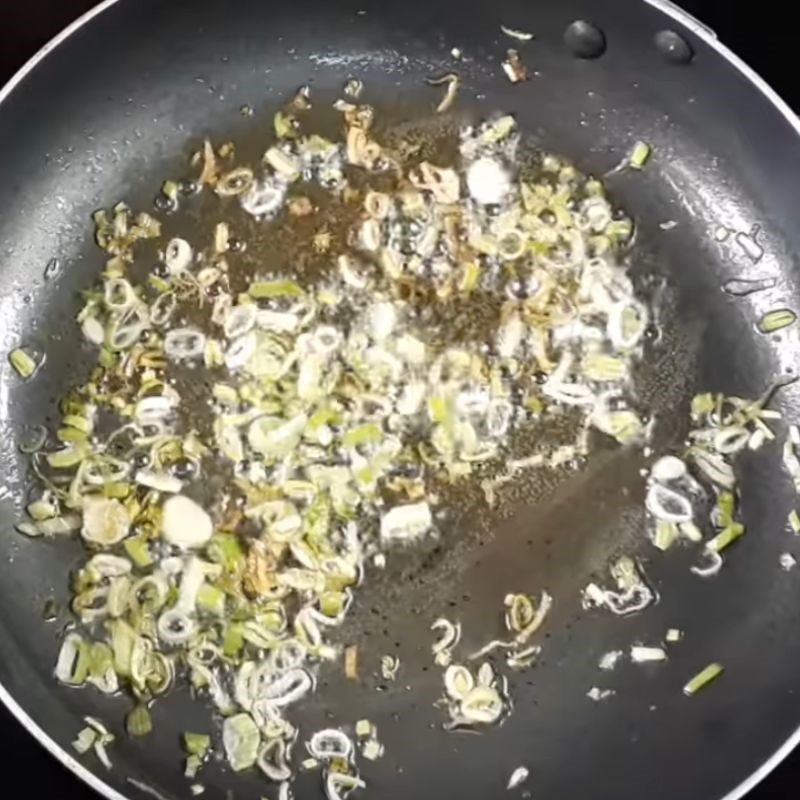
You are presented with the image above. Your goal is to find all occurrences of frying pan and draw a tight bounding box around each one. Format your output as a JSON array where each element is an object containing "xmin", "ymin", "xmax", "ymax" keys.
[{"xmin": 1, "ymin": 0, "xmax": 799, "ymax": 798}]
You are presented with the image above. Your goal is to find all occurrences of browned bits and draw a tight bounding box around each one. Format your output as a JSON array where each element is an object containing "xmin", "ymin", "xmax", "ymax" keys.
[
  {"xmin": 198, "ymin": 140, "xmax": 219, "ymax": 186},
  {"xmin": 344, "ymin": 645, "xmax": 359, "ymax": 679},
  {"xmin": 288, "ymin": 196, "xmax": 314, "ymax": 217},
  {"xmin": 364, "ymin": 191, "xmax": 391, "ymax": 219},
  {"xmin": 503, "ymin": 49, "xmax": 529, "ymax": 83},
  {"xmin": 243, "ymin": 540, "xmax": 279, "ymax": 598},
  {"xmin": 312, "ymin": 229, "xmax": 332, "ymax": 254}
]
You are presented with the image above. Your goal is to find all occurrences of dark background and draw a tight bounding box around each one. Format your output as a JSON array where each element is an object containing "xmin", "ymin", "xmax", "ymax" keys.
[{"xmin": 0, "ymin": 1, "xmax": 793, "ymax": 798}]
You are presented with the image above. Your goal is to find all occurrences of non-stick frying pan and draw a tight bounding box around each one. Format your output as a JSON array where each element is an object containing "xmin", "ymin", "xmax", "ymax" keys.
[{"xmin": 1, "ymin": 1, "xmax": 799, "ymax": 798}]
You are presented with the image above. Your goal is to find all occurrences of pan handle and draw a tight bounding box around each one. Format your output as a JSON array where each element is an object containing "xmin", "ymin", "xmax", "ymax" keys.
[{"xmin": 648, "ymin": 0, "xmax": 717, "ymax": 40}]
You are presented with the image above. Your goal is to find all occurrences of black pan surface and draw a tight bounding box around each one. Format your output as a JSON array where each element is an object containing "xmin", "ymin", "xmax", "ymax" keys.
[{"xmin": 1, "ymin": 2, "xmax": 800, "ymax": 799}]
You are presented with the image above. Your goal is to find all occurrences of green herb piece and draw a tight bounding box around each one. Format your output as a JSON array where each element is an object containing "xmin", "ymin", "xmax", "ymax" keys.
[
  {"xmin": 683, "ymin": 662, "xmax": 724, "ymax": 695},
  {"xmin": 9, "ymin": 348, "xmax": 38, "ymax": 378},
  {"xmin": 126, "ymin": 705, "xmax": 153, "ymax": 737}
]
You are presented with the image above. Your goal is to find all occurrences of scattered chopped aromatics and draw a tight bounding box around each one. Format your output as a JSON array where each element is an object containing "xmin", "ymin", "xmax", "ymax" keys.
[
  {"xmin": 665, "ymin": 628, "xmax": 683, "ymax": 643},
  {"xmin": 24, "ymin": 87, "xmax": 666, "ymax": 791},
  {"xmin": 683, "ymin": 663, "xmax": 724, "ymax": 696},
  {"xmin": 790, "ymin": 510, "xmax": 800, "ymax": 534},
  {"xmin": 587, "ymin": 687, "xmax": 615, "ymax": 702},
  {"xmin": 9, "ymin": 347, "xmax": 39, "ymax": 379},
  {"xmin": 758, "ymin": 308, "xmax": 797, "ymax": 334},
  {"xmin": 629, "ymin": 141, "xmax": 652, "ymax": 170},
  {"xmin": 126, "ymin": 705, "xmax": 153, "ymax": 737},
  {"xmin": 355, "ymin": 719, "xmax": 373, "ymax": 738},
  {"xmin": 780, "ymin": 553, "xmax": 797, "ymax": 571}
]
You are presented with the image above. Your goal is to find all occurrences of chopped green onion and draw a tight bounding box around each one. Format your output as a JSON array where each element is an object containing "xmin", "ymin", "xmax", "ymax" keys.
[
  {"xmin": 184, "ymin": 732, "xmax": 211, "ymax": 758},
  {"xmin": 355, "ymin": 719, "xmax": 373, "ymax": 737},
  {"xmin": 629, "ymin": 141, "xmax": 651, "ymax": 170},
  {"xmin": 248, "ymin": 279, "xmax": 305, "ymax": 299},
  {"xmin": 126, "ymin": 705, "xmax": 153, "ymax": 737},
  {"xmin": 706, "ymin": 522, "xmax": 745, "ymax": 553},
  {"xmin": 162, "ymin": 180, "xmax": 179, "ymax": 200},
  {"xmin": 207, "ymin": 533, "xmax": 244, "ymax": 572},
  {"xmin": 197, "ymin": 584, "xmax": 226, "ymax": 616},
  {"xmin": 185, "ymin": 755, "xmax": 204, "ymax": 779},
  {"xmin": 683, "ymin": 662, "xmax": 724, "ymax": 695},
  {"xmin": 716, "ymin": 491, "xmax": 736, "ymax": 528},
  {"xmin": 362, "ymin": 739, "xmax": 383, "ymax": 760},
  {"xmin": 758, "ymin": 308, "xmax": 796, "ymax": 334},
  {"xmin": 653, "ymin": 519, "xmax": 678, "ymax": 551},
  {"xmin": 222, "ymin": 623, "xmax": 245, "ymax": 657},
  {"xmin": 46, "ymin": 444, "xmax": 89, "ymax": 468},
  {"xmin": 73, "ymin": 726, "xmax": 97, "ymax": 755},
  {"xmin": 342, "ymin": 423, "xmax": 383, "ymax": 448},
  {"xmin": 123, "ymin": 536, "xmax": 153, "ymax": 568},
  {"xmin": 9, "ymin": 347, "xmax": 39, "ymax": 378},
  {"xmin": 319, "ymin": 591, "xmax": 347, "ymax": 618}
]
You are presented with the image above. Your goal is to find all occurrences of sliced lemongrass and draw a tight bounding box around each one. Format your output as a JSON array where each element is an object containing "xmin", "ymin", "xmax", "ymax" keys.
[
  {"xmin": 150, "ymin": 292, "xmax": 176, "ymax": 326},
  {"xmin": 645, "ymin": 483, "xmax": 693, "ymax": 522},
  {"xmin": 307, "ymin": 729, "xmax": 353, "ymax": 762},
  {"xmin": 258, "ymin": 738, "xmax": 292, "ymax": 782},
  {"xmin": 165, "ymin": 328, "xmax": 206, "ymax": 360},
  {"xmin": 165, "ymin": 238, "xmax": 193, "ymax": 273},
  {"xmin": 444, "ymin": 664, "xmax": 475, "ymax": 700},
  {"xmin": 223, "ymin": 304, "xmax": 258, "ymax": 339},
  {"xmin": 650, "ymin": 455, "xmax": 687, "ymax": 482},
  {"xmin": 459, "ymin": 685, "xmax": 504, "ymax": 724}
]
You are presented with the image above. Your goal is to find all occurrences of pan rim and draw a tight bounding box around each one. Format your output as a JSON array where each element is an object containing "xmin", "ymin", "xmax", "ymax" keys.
[{"xmin": 0, "ymin": 1, "xmax": 797, "ymax": 799}]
